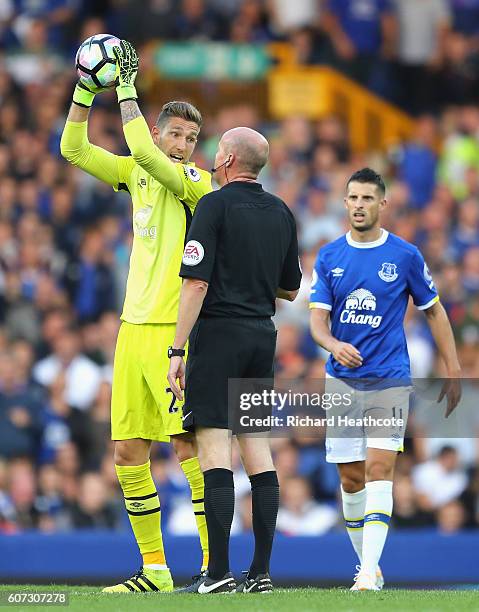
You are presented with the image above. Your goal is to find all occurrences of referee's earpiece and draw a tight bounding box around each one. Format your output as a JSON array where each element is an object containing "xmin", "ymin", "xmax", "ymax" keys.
[{"xmin": 211, "ymin": 155, "xmax": 233, "ymax": 173}]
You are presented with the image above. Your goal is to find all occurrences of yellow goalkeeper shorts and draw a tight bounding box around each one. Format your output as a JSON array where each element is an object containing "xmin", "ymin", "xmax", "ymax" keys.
[{"xmin": 111, "ymin": 322, "xmax": 186, "ymax": 442}]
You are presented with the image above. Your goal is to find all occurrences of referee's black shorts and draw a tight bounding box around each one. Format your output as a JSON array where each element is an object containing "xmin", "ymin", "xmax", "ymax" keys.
[{"xmin": 182, "ymin": 317, "xmax": 277, "ymax": 431}]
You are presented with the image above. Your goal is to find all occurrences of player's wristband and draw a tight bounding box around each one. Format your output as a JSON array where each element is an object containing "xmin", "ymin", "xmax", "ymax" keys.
[
  {"xmin": 168, "ymin": 346, "xmax": 185, "ymax": 358},
  {"xmin": 116, "ymin": 84, "xmax": 138, "ymax": 103},
  {"xmin": 73, "ymin": 83, "xmax": 95, "ymax": 108}
]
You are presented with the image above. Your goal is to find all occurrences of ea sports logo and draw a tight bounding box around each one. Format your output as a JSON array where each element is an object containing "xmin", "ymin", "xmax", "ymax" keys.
[{"xmin": 183, "ymin": 240, "xmax": 204, "ymax": 266}]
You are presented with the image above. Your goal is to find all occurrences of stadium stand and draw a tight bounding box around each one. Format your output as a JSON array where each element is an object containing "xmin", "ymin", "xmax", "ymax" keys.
[{"xmin": 0, "ymin": 3, "xmax": 478, "ymax": 581}]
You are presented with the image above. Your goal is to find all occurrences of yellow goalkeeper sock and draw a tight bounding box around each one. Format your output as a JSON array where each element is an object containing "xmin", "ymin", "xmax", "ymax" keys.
[
  {"xmin": 115, "ymin": 461, "xmax": 167, "ymax": 567},
  {"xmin": 180, "ymin": 457, "xmax": 209, "ymax": 572}
]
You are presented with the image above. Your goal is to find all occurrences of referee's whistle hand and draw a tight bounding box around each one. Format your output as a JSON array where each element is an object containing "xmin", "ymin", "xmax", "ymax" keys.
[
  {"xmin": 167, "ymin": 356, "xmax": 186, "ymax": 401},
  {"xmin": 332, "ymin": 341, "xmax": 363, "ymax": 369}
]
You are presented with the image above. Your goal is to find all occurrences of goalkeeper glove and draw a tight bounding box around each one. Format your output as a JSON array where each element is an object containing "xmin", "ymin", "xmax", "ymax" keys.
[
  {"xmin": 72, "ymin": 81, "xmax": 96, "ymax": 108},
  {"xmin": 113, "ymin": 39, "xmax": 139, "ymax": 103}
]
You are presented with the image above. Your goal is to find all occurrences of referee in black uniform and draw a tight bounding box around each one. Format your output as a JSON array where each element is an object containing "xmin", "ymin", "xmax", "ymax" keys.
[{"xmin": 167, "ymin": 126, "xmax": 302, "ymax": 594}]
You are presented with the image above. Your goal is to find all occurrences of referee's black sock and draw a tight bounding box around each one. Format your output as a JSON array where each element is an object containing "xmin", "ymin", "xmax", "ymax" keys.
[
  {"xmin": 249, "ymin": 470, "xmax": 279, "ymax": 577},
  {"xmin": 203, "ymin": 468, "xmax": 234, "ymax": 580}
]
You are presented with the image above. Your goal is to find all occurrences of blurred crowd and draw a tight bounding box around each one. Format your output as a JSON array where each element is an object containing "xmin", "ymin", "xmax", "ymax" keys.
[
  {"xmin": 1, "ymin": 1, "xmax": 479, "ymax": 114},
  {"xmin": 0, "ymin": 0, "xmax": 479, "ymax": 538}
]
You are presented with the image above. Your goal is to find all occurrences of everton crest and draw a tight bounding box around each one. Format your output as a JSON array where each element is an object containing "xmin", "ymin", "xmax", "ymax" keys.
[{"xmin": 378, "ymin": 262, "xmax": 398, "ymax": 282}]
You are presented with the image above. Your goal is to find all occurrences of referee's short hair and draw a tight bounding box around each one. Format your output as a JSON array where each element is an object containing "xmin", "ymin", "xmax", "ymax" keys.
[
  {"xmin": 347, "ymin": 167, "xmax": 386, "ymax": 197},
  {"xmin": 238, "ymin": 141, "xmax": 269, "ymax": 176},
  {"xmin": 156, "ymin": 101, "xmax": 202, "ymax": 128},
  {"xmin": 223, "ymin": 129, "xmax": 269, "ymax": 176}
]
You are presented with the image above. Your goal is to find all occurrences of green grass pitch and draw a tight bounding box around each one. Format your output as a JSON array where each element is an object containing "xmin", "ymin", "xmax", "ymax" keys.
[{"xmin": 1, "ymin": 585, "xmax": 478, "ymax": 612}]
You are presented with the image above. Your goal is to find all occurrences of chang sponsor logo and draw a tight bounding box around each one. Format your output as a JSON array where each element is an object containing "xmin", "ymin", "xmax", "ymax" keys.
[
  {"xmin": 136, "ymin": 226, "xmax": 157, "ymax": 239},
  {"xmin": 340, "ymin": 288, "xmax": 383, "ymax": 328},
  {"xmin": 133, "ymin": 205, "xmax": 157, "ymax": 239}
]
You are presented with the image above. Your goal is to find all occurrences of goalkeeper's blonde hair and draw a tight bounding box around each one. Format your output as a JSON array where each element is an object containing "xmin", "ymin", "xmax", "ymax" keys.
[{"xmin": 156, "ymin": 101, "xmax": 202, "ymax": 128}]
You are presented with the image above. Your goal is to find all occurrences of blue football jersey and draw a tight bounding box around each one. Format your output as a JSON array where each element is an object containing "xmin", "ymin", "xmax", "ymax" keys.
[{"xmin": 310, "ymin": 230, "xmax": 438, "ymax": 381}]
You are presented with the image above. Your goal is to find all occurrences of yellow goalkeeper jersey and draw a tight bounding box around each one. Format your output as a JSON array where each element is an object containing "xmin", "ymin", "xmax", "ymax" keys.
[{"xmin": 61, "ymin": 116, "xmax": 212, "ymax": 324}]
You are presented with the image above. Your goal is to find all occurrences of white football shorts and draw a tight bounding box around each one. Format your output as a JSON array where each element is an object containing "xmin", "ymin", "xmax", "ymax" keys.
[{"xmin": 324, "ymin": 374, "xmax": 410, "ymax": 463}]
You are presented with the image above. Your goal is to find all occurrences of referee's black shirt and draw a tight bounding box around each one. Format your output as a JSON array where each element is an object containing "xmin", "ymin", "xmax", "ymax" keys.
[{"xmin": 179, "ymin": 180, "xmax": 302, "ymax": 318}]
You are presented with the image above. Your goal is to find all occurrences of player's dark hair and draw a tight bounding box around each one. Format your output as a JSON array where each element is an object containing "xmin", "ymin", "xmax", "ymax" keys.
[
  {"xmin": 438, "ymin": 445, "xmax": 456, "ymax": 457},
  {"xmin": 347, "ymin": 167, "xmax": 386, "ymax": 197},
  {"xmin": 156, "ymin": 101, "xmax": 202, "ymax": 129}
]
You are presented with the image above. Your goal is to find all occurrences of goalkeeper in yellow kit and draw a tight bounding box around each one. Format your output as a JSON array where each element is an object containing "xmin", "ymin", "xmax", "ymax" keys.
[{"xmin": 60, "ymin": 41, "xmax": 211, "ymax": 593}]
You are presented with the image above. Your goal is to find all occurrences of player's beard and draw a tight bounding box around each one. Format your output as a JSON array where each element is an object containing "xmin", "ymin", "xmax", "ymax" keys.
[
  {"xmin": 350, "ymin": 210, "xmax": 378, "ymax": 232},
  {"xmin": 353, "ymin": 221, "xmax": 373, "ymax": 232}
]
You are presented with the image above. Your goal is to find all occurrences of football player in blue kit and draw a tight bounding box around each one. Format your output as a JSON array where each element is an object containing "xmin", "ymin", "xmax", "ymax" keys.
[{"xmin": 310, "ymin": 168, "xmax": 461, "ymax": 591}]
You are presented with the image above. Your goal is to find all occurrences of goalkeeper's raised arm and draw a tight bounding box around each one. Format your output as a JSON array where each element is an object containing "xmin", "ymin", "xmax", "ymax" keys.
[
  {"xmin": 60, "ymin": 78, "xmax": 134, "ymax": 189},
  {"xmin": 113, "ymin": 39, "xmax": 210, "ymax": 206}
]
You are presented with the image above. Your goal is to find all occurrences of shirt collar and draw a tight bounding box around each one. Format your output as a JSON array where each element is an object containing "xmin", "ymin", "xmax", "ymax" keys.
[
  {"xmin": 346, "ymin": 229, "xmax": 389, "ymax": 249},
  {"xmin": 221, "ymin": 180, "xmax": 262, "ymax": 190}
]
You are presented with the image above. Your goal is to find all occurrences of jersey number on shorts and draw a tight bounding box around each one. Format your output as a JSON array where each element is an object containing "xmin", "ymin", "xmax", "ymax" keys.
[
  {"xmin": 392, "ymin": 406, "xmax": 403, "ymax": 420},
  {"xmin": 166, "ymin": 387, "xmax": 179, "ymax": 413}
]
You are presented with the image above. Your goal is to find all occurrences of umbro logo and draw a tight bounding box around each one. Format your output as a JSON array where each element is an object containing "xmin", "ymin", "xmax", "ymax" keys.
[
  {"xmin": 129, "ymin": 502, "xmax": 144, "ymax": 509},
  {"xmin": 331, "ymin": 267, "xmax": 344, "ymax": 277}
]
